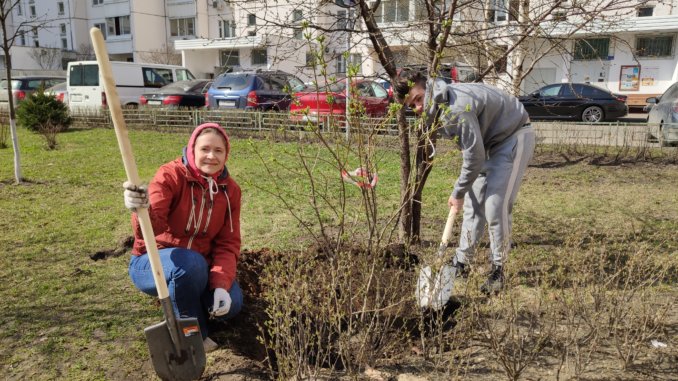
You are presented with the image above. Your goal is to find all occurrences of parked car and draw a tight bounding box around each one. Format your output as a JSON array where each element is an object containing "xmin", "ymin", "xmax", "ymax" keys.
[
  {"xmin": 519, "ymin": 83, "xmax": 628, "ymax": 123},
  {"xmin": 139, "ymin": 79, "xmax": 212, "ymax": 108},
  {"xmin": 0, "ymin": 76, "xmax": 66, "ymax": 108},
  {"xmin": 67, "ymin": 61, "xmax": 195, "ymax": 110},
  {"xmin": 206, "ymin": 70, "xmax": 305, "ymax": 111},
  {"xmin": 646, "ymin": 82, "xmax": 678, "ymax": 145},
  {"xmin": 44, "ymin": 82, "xmax": 68, "ymax": 104},
  {"xmin": 289, "ymin": 78, "xmax": 391, "ymax": 122}
]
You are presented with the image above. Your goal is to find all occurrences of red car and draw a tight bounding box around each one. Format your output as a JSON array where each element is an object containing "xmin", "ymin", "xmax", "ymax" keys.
[{"xmin": 290, "ymin": 79, "xmax": 391, "ymax": 122}]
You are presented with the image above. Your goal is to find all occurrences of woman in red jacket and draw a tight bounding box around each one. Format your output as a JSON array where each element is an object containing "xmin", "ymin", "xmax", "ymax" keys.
[{"xmin": 124, "ymin": 122, "xmax": 242, "ymax": 351}]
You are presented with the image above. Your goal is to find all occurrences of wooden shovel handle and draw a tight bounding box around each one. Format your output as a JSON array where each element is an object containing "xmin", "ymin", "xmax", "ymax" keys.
[
  {"xmin": 441, "ymin": 206, "xmax": 457, "ymax": 246},
  {"xmin": 90, "ymin": 27, "xmax": 169, "ymax": 300}
]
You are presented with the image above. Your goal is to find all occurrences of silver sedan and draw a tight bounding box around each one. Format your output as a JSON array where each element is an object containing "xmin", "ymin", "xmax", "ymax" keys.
[{"xmin": 646, "ymin": 82, "xmax": 678, "ymax": 145}]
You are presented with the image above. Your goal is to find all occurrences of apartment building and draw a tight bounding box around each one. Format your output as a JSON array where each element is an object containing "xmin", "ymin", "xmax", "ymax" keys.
[
  {"xmin": 174, "ymin": 0, "xmax": 355, "ymax": 80},
  {"xmin": 4, "ymin": 0, "xmax": 176, "ymax": 72},
  {"xmin": 518, "ymin": 2, "xmax": 678, "ymax": 106},
  {"xmin": 3, "ymin": 0, "xmax": 677, "ymax": 104}
]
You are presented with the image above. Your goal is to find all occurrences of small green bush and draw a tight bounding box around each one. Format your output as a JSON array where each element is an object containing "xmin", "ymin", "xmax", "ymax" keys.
[{"xmin": 16, "ymin": 90, "xmax": 71, "ymax": 133}]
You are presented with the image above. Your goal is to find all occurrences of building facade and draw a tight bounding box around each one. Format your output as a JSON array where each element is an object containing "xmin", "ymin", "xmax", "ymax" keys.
[{"xmin": 3, "ymin": 0, "xmax": 678, "ymax": 105}]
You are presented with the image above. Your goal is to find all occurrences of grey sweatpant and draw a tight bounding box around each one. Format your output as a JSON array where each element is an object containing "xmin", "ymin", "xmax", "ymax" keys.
[{"xmin": 454, "ymin": 125, "xmax": 535, "ymax": 267}]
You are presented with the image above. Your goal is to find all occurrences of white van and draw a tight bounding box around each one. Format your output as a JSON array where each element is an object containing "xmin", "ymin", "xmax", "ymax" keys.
[{"xmin": 67, "ymin": 61, "xmax": 195, "ymax": 109}]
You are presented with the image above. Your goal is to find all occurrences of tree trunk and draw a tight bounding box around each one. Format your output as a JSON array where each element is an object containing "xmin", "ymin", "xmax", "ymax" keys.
[
  {"xmin": 3, "ymin": 47, "xmax": 21, "ymax": 184},
  {"xmin": 396, "ymin": 107, "xmax": 412, "ymax": 242},
  {"xmin": 410, "ymin": 129, "xmax": 437, "ymax": 242}
]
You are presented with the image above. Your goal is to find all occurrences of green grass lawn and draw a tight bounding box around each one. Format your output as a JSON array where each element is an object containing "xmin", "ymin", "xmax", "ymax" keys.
[{"xmin": 0, "ymin": 127, "xmax": 676, "ymax": 380}]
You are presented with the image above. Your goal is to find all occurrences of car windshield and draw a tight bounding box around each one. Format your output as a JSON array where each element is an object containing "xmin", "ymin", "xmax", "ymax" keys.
[
  {"xmin": 0, "ymin": 80, "xmax": 21, "ymax": 90},
  {"xmin": 214, "ymin": 74, "xmax": 252, "ymax": 90}
]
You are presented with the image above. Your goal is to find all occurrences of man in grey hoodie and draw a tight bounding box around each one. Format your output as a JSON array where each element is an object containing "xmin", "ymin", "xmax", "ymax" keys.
[{"xmin": 395, "ymin": 70, "xmax": 535, "ymax": 294}]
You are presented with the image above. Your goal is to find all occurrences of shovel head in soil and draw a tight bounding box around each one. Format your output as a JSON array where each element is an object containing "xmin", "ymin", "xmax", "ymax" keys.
[
  {"xmin": 144, "ymin": 316, "xmax": 206, "ymax": 381},
  {"xmin": 416, "ymin": 207, "xmax": 457, "ymax": 311},
  {"xmin": 416, "ymin": 262, "xmax": 456, "ymax": 310}
]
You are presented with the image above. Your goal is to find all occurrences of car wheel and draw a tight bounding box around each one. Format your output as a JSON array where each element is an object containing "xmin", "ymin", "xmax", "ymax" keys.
[
  {"xmin": 581, "ymin": 106, "xmax": 604, "ymax": 123},
  {"xmin": 658, "ymin": 123, "xmax": 673, "ymax": 147}
]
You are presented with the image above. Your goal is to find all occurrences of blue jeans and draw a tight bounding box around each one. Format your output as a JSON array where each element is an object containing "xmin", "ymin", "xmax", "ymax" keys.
[{"xmin": 129, "ymin": 248, "xmax": 243, "ymax": 339}]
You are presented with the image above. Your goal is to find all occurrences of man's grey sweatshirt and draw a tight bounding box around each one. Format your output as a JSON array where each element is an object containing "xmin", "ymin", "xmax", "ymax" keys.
[{"xmin": 425, "ymin": 80, "xmax": 530, "ymax": 199}]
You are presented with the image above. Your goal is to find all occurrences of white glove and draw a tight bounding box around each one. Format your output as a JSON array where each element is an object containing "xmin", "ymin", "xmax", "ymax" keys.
[
  {"xmin": 123, "ymin": 181, "xmax": 149, "ymax": 211},
  {"xmin": 211, "ymin": 288, "xmax": 231, "ymax": 317}
]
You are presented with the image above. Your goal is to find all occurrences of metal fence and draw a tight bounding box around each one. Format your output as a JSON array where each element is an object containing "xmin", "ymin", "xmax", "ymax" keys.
[{"xmin": 66, "ymin": 108, "xmax": 665, "ymax": 149}]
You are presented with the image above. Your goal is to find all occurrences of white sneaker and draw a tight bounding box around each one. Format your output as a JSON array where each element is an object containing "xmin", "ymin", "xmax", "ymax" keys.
[{"xmin": 203, "ymin": 337, "xmax": 218, "ymax": 353}]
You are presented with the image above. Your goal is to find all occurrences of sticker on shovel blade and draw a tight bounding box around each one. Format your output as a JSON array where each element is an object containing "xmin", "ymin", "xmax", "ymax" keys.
[{"xmin": 183, "ymin": 325, "xmax": 200, "ymax": 336}]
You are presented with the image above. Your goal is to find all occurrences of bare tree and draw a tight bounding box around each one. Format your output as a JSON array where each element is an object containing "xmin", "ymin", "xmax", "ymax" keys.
[
  {"xmin": 223, "ymin": 0, "xmax": 639, "ymax": 243},
  {"xmin": 0, "ymin": 0, "xmax": 27, "ymax": 183},
  {"xmin": 74, "ymin": 42, "xmax": 95, "ymax": 60},
  {"xmin": 138, "ymin": 44, "xmax": 182, "ymax": 65},
  {"xmin": 0, "ymin": 0, "xmax": 54, "ymax": 183},
  {"xmin": 27, "ymin": 46, "xmax": 62, "ymax": 69}
]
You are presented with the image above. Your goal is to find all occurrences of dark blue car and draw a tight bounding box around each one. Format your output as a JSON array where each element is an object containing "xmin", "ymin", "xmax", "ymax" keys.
[{"xmin": 206, "ymin": 70, "xmax": 304, "ymax": 111}]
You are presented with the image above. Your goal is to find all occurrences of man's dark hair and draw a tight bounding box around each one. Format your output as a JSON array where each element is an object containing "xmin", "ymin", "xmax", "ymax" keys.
[{"xmin": 394, "ymin": 69, "xmax": 427, "ymax": 100}]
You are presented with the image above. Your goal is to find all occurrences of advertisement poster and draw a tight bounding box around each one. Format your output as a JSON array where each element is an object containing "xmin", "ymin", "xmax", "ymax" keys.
[
  {"xmin": 641, "ymin": 66, "xmax": 659, "ymax": 87},
  {"xmin": 620, "ymin": 65, "xmax": 640, "ymax": 91}
]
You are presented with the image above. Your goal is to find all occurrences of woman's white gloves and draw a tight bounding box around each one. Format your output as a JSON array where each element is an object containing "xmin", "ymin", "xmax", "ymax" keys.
[
  {"xmin": 123, "ymin": 181, "xmax": 149, "ymax": 211},
  {"xmin": 211, "ymin": 288, "xmax": 231, "ymax": 317}
]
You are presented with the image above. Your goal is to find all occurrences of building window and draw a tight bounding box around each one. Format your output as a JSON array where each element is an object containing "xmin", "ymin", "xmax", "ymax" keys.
[
  {"xmin": 19, "ymin": 31, "xmax": 25, "ymax": 46},
  {"xmin": 106, "ymin": 15, "xmax": 131, "ymax": 36},
  {"xmin": 30, "ymin": 5, "xmax": 36, "ymax": 17},
  {"xmin": 93, "ymin": 0, "xmax": 103, "ymax": 5},
  {"xmin": 252, "ymin": 49, "xmax": 267, "ymax": 65},
  {"xmin": 573, "ymin": 38, "xmax": 610, "ymax": 60},
  {"xmin": 636, "ymin": 35, "xmax": 674, "ymax": 58},
  {"xmin": 349, "ymin": 53, "xmax": 362, "ymax": 74},
  {"xmin": 637, "ymin": 7, "xmax": 653, "ymax": 17},
  {"xmin": 487, "ymin": 0, "xmax": 508, "ymax": 22},
  {"xmin": 305, "ymin": 51, "xmax": 316, "ymax": 67},
  {"xmin": 247, "ymin": 14, "xmax": 256, "ymax": 26},
  {"xmin": 170, "ymin": 17, "xmax": 195, "ymax": 37},
  {"xmin": 293, "ymin": 28, "xmax": 303, "ymax": 40},
  {"xmin": 336, "ymin": 54, "xmax": 346, "ymax": 74},
  {"xmin": 552, "ymin": 11, "xmax": 567, "ymax": 21},
  {"xmin": 61, "ymin": 38, "xmax": 68, "ymax": 49},
  {"xmin": 16, "ymin": 4, "xmax": 22, "ymax": 15},
  {"xmin": 60, "ymin": 23, "xmax": 67, "ymax": 36},
  {"xmin": 219, "ymin": 20, "xmax": 236, "ymax": 38},
  {"xmin": 372, "ymin": 0, "xmax": 409, "ymax": 23},
  {"xmin": 292, "ymin": 10, "xmax": 303, "ymax": 22},
  {"xmin": 58, "ymin": 2, "xmax": 64, "ymax": 15},
  {"xmin": 94, "ymin": 22, "xmax": 107, "ymax": 39},
  {"xmin": 338, "ymin": 10, "xmax": 347, "ymax": 29},
  {"xmin": 220, "ymin": 50, "xmax": 240, "ymax": 67},
  {"xmin": 494, "ymin": 47, "xmax": 508, "ymax": 73}
]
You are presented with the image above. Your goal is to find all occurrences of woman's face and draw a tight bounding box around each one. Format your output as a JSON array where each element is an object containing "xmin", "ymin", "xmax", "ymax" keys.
[{"xmin": 194, "ymin": 132, "xmax": 227, "ymax": 175}]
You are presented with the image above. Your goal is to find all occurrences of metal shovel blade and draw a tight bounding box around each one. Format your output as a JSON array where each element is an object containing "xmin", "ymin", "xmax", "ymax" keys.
[
  {"xmin": 144, "ymin": 317, "xmax": 206, "ymax": 381},
  {"xmin": 416, "ymin": 263, "xmax": 456, "ymax": 310}
]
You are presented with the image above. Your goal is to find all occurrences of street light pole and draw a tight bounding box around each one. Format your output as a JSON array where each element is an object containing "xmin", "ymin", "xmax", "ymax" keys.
[
  {"xmin": 345, "ymin": 12, "xmax": 352, "ymax": 140},
  {"xmin": 336, "ymin": 0, "xmax": 358, "ymax": 140}
]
